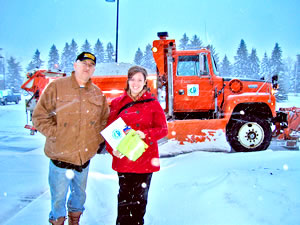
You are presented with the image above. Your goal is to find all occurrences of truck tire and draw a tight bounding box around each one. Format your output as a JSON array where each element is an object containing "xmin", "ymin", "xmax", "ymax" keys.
[{"xmin": 226, "ymin": 116, "xmax": 272, "ymax": 152}]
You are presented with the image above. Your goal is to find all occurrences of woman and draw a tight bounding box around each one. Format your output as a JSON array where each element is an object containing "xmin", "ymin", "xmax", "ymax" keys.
[{"xmin": 106, "ymin": 65, "xmax": 168, "ymax": 225}]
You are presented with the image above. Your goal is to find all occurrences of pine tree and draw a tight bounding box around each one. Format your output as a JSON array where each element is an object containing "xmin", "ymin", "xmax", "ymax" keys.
[
  {"xmin": 219, "ymin": 55, "xmax": 232, "ymax": 77},
  {"xmin": 295, "ymin": 55, "xmax": 300, "ymax": 93},
  {"xmin": 134, "ymin": 48, "xmax": 143, "ymax": 65},
  {"xmin": 69, "ymin": 39, "xmax": 78, "ymax": 63},
  {"xmin": 179, "ymin": 33, "xmax": 189, "ymax": 50},
  {"xmin": 207, "ymin": 44, "xmax": 220, "ymax": 68},
  {"xmin": 248, "ymin": 48, "xmax": 260, "ymax": 79},
  {"xmin": 106, "ymin": 42, "xmax": 115, "ymax": 63},
  {"xmin": 48, "ymin": 44, "xmax": 60, "ymax": 71},
  {"xmin": 60, "ymin": 43, "xmax": 73, "ymax": 74},
  {"xmin": 94, "ymin": 39, "xmax": 105, "ymax": 63},
  {"xmin": 141, "ymin": 44, "xmax": 155, "ymax": 71},
  {"xmin": 233, "ymin": 39, "xmax": 249, "ymax": 78},
  {"xmin": 270, "ymin": 43, "xmax": 284, "ymax": 76},
  {"xmin": 81, "ymin": 39, "xmax": 92, "ymax": 52},
  {"xmin": 260, "ymin": 52, "xmax": 271, "ymax": 81},
  {"xmin": 275, "ymin": 70, "xmax": 289, "ymax": 101},
  {"xmin": 61, "ymin": 43, "xmax": 69, "ymax": 73},
  {"xmin": 283, "ymin": 57, "xmax": 294, "ymax": 93},
  {"xmin": 189, "ymin": 35, "xmax": 203, "ymax": 50},
  {"xmin": 27, "ymin": 49, "xmax": 44, "ymax": 71},
  {"xmin": 6, "ymin": 57, "xmax": 23, "ymax": 91},
  {"xmin": 270, "ymin": 43, "xmax": 287, "ymax": 101}
]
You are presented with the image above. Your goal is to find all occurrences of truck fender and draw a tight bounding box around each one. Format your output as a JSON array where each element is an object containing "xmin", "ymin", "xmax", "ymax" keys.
[{"xmin": 223, "ymin": 93, "xmax": 276, "ymax": 119}]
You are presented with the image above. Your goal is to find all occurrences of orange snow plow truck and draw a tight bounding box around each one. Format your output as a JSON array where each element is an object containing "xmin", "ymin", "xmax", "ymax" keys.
[{"xmin": 21, "ymin": 32, "xmax": 297, "ymax": 152}]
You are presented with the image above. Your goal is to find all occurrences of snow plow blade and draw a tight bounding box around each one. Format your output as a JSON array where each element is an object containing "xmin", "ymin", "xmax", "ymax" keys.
[
  {"xmin": 273, "ymin": 107, "xmax": 300, "ymax": 150},
  {"xmin": 167, "ymin": 119, "xmax": 228, "ymax": 144},
  {"xmin": 273, "ymin": 107, "xmax": 300, "ymax": 140}
]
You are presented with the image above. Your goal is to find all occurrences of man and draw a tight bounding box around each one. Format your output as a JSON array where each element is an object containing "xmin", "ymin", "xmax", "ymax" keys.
[{"xmin": 32, "ymin": 52, "xmax": 109, "ymax": 225}]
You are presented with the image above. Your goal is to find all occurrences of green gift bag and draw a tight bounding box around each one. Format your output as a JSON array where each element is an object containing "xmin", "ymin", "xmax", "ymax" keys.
[{"xmin": 116, "ymin": 129, "xmax": 148, "ymax": 161}]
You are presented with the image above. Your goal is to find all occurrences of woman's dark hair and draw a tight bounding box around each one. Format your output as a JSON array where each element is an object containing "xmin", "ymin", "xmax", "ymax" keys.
[{"xmin": 125, "ymin": 66, "xmax": 148, "ymax": 91}]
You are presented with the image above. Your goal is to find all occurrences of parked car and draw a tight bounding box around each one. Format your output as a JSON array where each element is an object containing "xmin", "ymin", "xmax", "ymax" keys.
[{"xmin": 0, "ymin": 89, "xmax": 21, "ymax": 105}]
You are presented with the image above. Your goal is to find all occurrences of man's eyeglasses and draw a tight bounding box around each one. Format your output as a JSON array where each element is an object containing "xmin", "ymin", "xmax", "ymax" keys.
[{"xmin": 79, "ymin": 61, "xmax": 95, "ymax": 68}]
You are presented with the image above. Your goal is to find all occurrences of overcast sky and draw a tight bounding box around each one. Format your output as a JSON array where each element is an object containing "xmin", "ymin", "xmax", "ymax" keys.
[{"xmin": 0, "ymin": 0, "xmax": 299, "ymax": 68}]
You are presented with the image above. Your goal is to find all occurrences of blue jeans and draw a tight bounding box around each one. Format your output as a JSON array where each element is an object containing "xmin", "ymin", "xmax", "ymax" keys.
[{"xmin": 48, "ymin": 160, "xmax": 89, "ymax": 220}]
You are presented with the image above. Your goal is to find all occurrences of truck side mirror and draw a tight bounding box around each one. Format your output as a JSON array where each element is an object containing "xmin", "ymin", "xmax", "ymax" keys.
[
  {"xmin": 272, "ymin": 74, "xmax": 278, "ymax": 89},
  {"xmin": 199, "ymin": 53, "xmax": 208, "ymax": 76}
]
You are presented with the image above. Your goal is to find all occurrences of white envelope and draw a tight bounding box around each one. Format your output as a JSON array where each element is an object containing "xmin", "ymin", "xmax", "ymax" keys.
[{"xmin": 101, "ymin": 117, "xmax": 127, "ymax": 151}]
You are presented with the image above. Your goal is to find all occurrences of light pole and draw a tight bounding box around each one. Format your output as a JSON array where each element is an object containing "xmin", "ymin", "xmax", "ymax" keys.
[
  {"xmin": 0, "ymin": 48, "xmax": 5, "ymax": 89},
  {"xmin": 106, "ymin": 0, "xmax": 119, "ymax": 63}
]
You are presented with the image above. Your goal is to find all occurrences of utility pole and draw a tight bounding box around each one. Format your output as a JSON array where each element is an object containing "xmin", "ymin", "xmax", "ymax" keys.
[
  {"xmin": 105, "ymin": 0, "xmax": 119, "ymax": 63},
  {"xmin": 296, "ymin": 55, "xmax": 299, "ymax": 96}
]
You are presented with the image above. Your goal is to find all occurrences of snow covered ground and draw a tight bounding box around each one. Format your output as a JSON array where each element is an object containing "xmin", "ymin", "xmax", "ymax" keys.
[{"xmin": 0, "ymin": 94, "xmax": 299, "ymax": 225}]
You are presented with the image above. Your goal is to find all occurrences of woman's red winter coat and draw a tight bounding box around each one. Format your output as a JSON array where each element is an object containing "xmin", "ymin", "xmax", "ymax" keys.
[{"xmin": 105, "ymin": 91, "xmax": 168, "ymax": 173}]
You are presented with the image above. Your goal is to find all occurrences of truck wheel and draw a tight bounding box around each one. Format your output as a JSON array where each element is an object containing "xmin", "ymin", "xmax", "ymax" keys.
[{"xmin": 227, "ymin": 116, "xmax": 272, "ymax": 152}]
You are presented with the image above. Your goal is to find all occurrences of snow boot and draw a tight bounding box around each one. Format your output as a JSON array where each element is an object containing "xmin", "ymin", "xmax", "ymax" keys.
[
  {"xmin": 49, "ymin": 217, "xmax": 66, "ymax": 225},
  {"xmin": 68, "ymin": 211, "xmax": 82, "ymax": 225}
]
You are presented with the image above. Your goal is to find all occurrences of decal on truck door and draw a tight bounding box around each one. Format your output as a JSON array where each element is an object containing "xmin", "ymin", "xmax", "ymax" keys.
[{"xmin": 187, "ymin": 84, "xmax": 199, "ymax": 96}]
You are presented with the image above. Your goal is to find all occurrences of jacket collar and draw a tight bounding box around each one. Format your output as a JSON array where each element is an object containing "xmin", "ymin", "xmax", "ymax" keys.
[
  {"xmin": 127, "ymin": 89, "xmax": 147, "ymax": 101},
  {"xmin": 123, "ymin": 90, "xmax": 153, "ymax": 102},
  {"xmin": 71, "ymin": 71, "xmax": 93, "ymax": 90}
]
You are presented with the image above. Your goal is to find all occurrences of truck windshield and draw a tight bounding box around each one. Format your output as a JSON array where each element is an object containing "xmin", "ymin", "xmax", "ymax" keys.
[{"xmin": 177, "ymin": 55, "xmax": 199, "ymax": 76}]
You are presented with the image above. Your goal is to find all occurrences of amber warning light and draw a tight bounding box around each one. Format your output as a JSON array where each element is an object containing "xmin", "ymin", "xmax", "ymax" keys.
[{"xmin": 152, "ymin": 47, "xmax": 158, "ymax": 53}]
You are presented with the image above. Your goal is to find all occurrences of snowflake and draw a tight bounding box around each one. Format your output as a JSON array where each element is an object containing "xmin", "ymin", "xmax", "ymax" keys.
[{"xmin": 65, "ymin": 169, "xmax": 75, "ymax": 179}]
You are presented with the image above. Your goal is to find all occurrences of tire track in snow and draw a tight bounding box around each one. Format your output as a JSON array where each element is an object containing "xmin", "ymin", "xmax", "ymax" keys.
[
  {"xmin": 2, "ymin": 189, "xmax": 49, "ymax": 225},
  {"xmin": 174, "ymin": 171, "xmax": 231, "ymax": 192}
]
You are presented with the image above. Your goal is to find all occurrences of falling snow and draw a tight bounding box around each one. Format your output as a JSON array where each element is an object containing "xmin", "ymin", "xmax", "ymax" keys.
[
  {"xmin": 65, "ymin": 170, "xmax": 75, "ymax": 180},
  {"xmin": 150, "ymin": 158, "xmax": 160, "ymax": 167},
  {"xmin": 0, "ymin": 94, "xmax": 299, "ymax": 225}
]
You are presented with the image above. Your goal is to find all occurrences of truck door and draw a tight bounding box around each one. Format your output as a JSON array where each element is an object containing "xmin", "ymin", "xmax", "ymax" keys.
[{"xmin": 173, "ymin": 54, "xmax": 214, "ymax": 112}]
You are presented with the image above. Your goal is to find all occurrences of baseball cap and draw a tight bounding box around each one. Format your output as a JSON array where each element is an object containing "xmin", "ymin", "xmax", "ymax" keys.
[{"xmin": 76, "ymin": 52, "xmax": 96, "ymax": 65}]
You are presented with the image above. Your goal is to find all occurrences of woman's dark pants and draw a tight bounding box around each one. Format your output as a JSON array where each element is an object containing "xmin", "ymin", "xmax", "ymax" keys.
[{"xmin": 116, "ymin": 172, "xmax": 153, "ymax": 225}]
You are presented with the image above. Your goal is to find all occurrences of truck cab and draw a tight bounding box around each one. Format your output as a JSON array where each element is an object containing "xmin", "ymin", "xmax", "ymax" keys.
[{"xmin": 153, "ymin": 33, "xmax": 225, "ymax": 119}]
